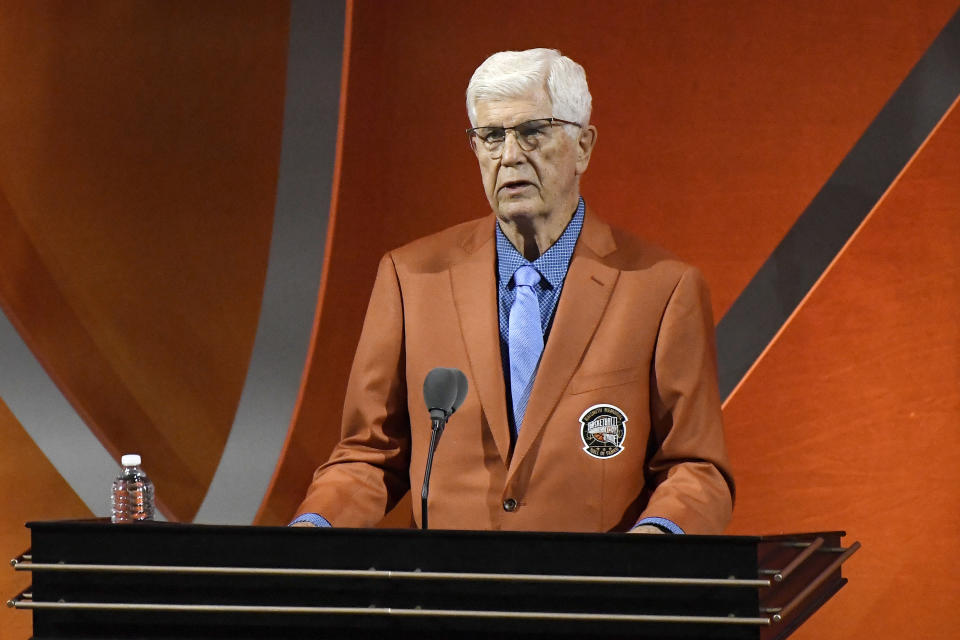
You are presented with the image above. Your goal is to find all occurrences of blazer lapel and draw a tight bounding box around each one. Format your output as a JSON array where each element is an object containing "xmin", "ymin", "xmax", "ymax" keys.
[
  {"xmin": 450, "ymin": 217, "xmax": 512, "ymax": 466},
  {"xmin": 508, "ymin": 210, "xmax": 620, "ymax": 475}
]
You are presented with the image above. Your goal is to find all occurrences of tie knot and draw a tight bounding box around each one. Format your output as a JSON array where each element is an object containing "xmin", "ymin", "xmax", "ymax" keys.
[{"xmin": 513, "ymin": 265, "xmax": 541, "ymax": 288}]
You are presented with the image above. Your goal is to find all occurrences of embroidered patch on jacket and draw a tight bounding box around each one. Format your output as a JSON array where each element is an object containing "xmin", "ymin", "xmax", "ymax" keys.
[{"xmin": 579, "ymin": 404, "xmax": 627, "ymax": 459}]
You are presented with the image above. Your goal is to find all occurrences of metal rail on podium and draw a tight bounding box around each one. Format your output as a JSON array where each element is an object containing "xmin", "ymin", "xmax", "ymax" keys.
[{"xmin": 7, "ymin": 520, "xmax": 858, "ymax": 639}]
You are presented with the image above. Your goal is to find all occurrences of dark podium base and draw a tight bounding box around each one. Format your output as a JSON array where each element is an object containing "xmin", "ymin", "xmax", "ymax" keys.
[{"xmin": 8, "ymin": 521, "xmax": 857, "ymax": 640}]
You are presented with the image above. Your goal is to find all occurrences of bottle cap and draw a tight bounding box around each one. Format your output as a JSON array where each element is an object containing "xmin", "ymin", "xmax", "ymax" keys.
[{"xmin": 121, "ymin": 454, "xmax": 142, "ymax": 467}]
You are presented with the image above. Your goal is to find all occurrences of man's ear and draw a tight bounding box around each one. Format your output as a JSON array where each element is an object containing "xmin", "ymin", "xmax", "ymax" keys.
[{"xmin": 576, "ymin": 125, "xmax": 598, "ymax": 175}]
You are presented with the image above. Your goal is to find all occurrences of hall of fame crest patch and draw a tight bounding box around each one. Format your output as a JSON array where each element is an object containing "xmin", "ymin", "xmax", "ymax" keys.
[{"xmin": 579, "ymin": 404, "xmax": 627, "ymax": 459}]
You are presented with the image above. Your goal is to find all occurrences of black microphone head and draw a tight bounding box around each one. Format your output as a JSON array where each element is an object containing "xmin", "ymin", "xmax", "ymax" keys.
[
  {"xmin": 423, "ymin": 367, "xmax": 459, "ymax": 416},
  {"xmin": 450, "ymin": 368, "xmax": 468, "ymax": 414}
]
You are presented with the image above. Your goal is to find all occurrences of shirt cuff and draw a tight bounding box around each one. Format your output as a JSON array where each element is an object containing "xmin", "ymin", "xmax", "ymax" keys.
[
  {"xmin": 289, "ymin": 513, "xmax": 332, "ymax": 527},
  {"xmin": 633, "ymin": 517, "xmax": 684, "ymax": 534}
]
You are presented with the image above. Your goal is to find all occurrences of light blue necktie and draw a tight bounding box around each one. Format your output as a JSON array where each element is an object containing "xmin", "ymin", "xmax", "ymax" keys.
[{"xmin": 509, "ymin": 265, "xmax": 544, "ymax": 434}]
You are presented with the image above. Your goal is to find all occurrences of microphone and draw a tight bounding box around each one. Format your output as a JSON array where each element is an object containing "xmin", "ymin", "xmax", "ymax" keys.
[
  {"xmin": 423, "ymin": 368, "xmax": 461, "ymax": 421},
  {"xmin": 420, "ymin": 367, "xmax": 468, "ymax": 530}
]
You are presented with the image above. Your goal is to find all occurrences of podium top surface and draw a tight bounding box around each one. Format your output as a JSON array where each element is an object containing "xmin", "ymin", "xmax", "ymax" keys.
[
  {"xmin": 26, "ymin": 519, "xmax": 846, "ymax": 546},
  {"xmin": 26, "ymin": 518, "xmax": 790, "ymax": 542}
]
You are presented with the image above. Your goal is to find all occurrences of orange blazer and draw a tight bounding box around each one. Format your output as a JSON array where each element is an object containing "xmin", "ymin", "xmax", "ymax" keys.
[{"xmin": 296, "ymin": 209, "xmax": 734, "ymax": 534}]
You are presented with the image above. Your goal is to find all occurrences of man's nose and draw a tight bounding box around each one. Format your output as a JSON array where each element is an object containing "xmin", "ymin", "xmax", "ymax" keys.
[{"xmin": 499, "ymin": 130, "xmax": 524, "ymax": 164}]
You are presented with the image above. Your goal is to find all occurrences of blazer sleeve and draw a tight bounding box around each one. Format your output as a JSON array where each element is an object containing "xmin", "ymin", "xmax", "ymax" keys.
[
  {"xmin": 293, "ymin": 253, "xmax": 411, "ymax": 527},
  {"xmin": 638, "ymin": 266, "xmax": 735, "ymax": 534}
]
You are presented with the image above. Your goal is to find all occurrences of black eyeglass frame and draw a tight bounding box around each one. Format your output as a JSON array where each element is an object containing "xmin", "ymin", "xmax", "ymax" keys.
[{"xmin": 465, "ymin": 118, "xmax": 582, "ymax": 156}]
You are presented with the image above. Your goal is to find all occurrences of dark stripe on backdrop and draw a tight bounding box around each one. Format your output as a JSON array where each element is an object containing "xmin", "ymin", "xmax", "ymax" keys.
[{"xmin": 717, "ymin": 8, "xmax": 960, "ymax": 401}]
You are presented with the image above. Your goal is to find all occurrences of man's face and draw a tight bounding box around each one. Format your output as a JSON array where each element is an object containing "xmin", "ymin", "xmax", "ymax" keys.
[{"xmin": 472, "ymin": 89, "xmax": 593, "ymax": 225}]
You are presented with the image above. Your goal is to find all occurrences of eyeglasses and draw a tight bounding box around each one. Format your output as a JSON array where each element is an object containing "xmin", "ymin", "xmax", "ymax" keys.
[{"xmin": 466, "ymin": 118, "xmax": 581, "ymax": 157}]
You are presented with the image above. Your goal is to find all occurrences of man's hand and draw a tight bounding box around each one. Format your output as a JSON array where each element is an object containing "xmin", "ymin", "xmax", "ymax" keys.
[
  {"xmin": 628, "ymin": 524, "xmax": 667, "ymax": 534},
  {"xmin": 290, "ymin": 521, "xmax": 317, "ymax": 528}
]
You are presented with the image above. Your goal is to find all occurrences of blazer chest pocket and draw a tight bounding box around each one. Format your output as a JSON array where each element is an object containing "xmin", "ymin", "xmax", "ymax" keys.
[{"xmin": 569, "ymin": 366, "xmax": 644, "ymax": 395}]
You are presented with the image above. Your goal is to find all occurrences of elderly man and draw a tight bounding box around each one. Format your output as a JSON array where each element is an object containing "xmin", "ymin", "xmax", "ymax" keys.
[{"xmin": 293, "ymin": 49, "xmax": 733, "ymax": 535}]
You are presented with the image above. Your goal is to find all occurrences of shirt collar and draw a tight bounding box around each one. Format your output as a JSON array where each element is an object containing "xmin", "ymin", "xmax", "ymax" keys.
[{"xmin": 496, "ymin": 197, "xmax": 585, "ymax": 289}]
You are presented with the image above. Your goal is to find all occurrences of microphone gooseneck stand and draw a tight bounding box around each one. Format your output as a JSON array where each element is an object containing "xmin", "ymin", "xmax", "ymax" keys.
[{"xmin": 420, "ymin": 413, "xmax": 447, "ymax": 531}]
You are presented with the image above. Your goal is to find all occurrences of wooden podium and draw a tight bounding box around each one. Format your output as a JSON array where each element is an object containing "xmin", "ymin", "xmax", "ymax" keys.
[{"xmin": 8, "ymin": 520, "xmax": 858, "ymax": 639}]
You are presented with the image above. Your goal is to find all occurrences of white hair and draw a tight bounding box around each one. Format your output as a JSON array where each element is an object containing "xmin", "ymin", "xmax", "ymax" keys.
[{"xmin": 466, "ymin": 48, "xmax": 592, "ymax": 129}]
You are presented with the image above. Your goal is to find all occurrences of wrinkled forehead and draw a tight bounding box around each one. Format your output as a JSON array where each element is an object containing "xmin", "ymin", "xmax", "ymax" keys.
[{"xmin": 473, "ymin": 88, "xmax": 553, "ymax": 127}]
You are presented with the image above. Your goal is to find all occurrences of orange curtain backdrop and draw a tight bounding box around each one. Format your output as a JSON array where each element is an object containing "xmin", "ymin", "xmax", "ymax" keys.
[
  {"xmin": 1, "ymin": 3, "xmax": 290, "ymax": 632},
  {"xmin": 262, "ymin": 1, "xmax": 960, "ymax": 639},
  {"xmin": 0, "ymin": 0, "xmax": 289, "ymax": 523},
  {"xmin": 724, "ymin": 98, "xmax": 960, "ymax": 638}
]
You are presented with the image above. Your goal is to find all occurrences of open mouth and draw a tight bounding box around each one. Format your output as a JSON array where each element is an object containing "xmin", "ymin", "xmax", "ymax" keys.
[{"xmin": 500, "ymin": 180, "xmax": 534, "ymax": 192}]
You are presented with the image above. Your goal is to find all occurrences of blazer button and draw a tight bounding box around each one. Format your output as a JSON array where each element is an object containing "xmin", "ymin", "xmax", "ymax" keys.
[{"xmin": 502, "ymin": 498, "xmax": 518, "ymax": 512}]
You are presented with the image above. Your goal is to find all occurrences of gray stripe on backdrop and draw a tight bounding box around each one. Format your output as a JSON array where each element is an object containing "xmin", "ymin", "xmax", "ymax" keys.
[
  {"xmin": 716, "ymin": 8, "xmax": 960, "ymax": 401},
  {"xmin": 194, "ymin": 0, "xmax": 346, "ymax": 523},
  {"xmin": 0, "ymin": 310, "xmax": 168, "ymax": 521}
]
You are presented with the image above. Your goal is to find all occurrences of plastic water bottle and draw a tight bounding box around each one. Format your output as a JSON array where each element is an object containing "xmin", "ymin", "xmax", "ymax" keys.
[{"xmin": 110, "ymin": 454, "xmax": 155, "ymax": 523}]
